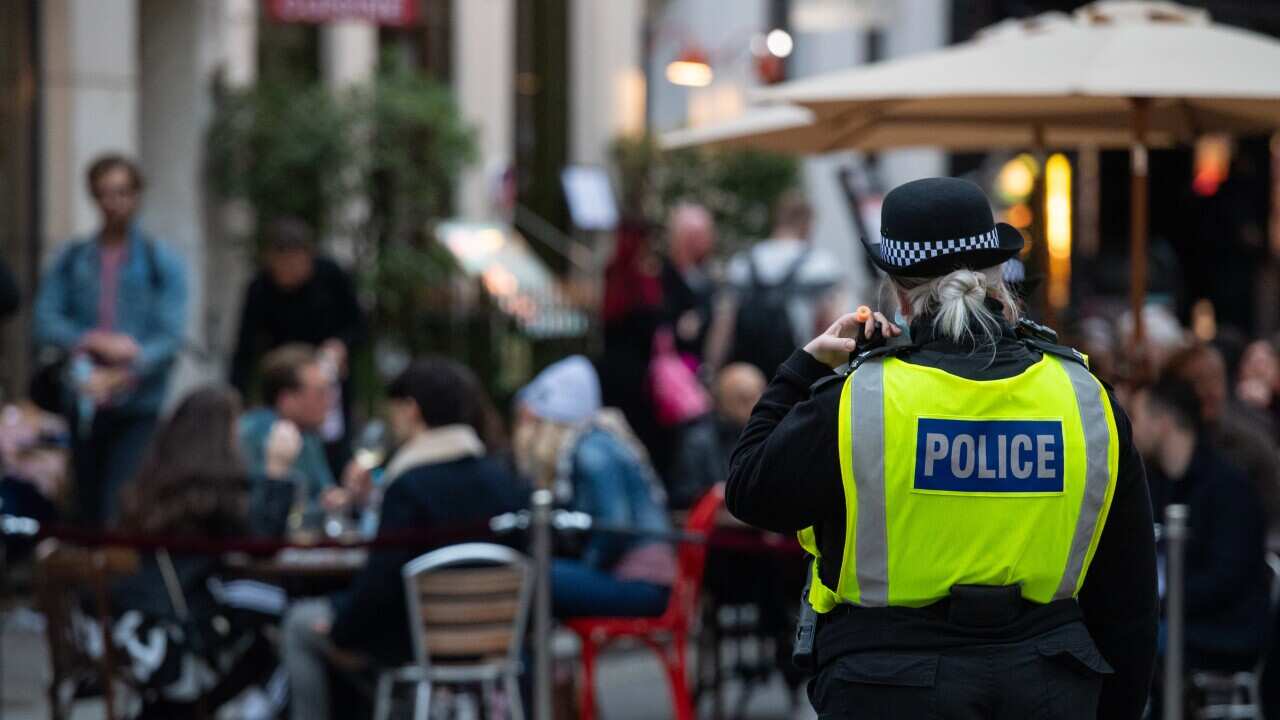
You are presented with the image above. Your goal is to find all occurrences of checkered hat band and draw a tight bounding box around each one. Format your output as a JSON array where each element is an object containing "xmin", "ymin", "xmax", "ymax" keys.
[{"xmin": 877, "ymin": 228, "xmax": 1001, "ymax": 268}]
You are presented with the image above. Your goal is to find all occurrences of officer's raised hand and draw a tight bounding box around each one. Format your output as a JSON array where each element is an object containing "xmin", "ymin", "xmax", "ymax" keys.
[{"xmin": 803, "ymin": 309, "xmax": 901, "ymax": 369}]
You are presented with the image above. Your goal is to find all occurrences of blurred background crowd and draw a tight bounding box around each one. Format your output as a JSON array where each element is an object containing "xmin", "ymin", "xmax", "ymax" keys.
[{"xmin": 5, "ymin": 0, "xmax": 1280, "ymax": 718}]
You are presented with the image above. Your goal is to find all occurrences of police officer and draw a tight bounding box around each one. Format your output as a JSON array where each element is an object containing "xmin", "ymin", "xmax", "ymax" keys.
[{"xmin": 727, "ymin": 177, "xmax": 1158, "ymax": 719}]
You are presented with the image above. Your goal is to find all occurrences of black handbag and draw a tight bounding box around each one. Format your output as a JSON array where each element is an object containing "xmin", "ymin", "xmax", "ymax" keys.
[{"xmin": 28, "ymin": 345, "xmax": 71, "ymax": 416}]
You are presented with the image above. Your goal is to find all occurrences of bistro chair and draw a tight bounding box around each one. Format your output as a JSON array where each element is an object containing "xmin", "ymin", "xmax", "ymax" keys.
[
  {"xmin": 34, "ymin": 539, "xmax": 139, "ymax": 720},
  {"xmin": 1191, "ymin": 552, "xmax": 1280, "ymax": 720},
  {"xmin": 374, "ymin": 542, "xmax": 533, "ymax": 720},
  {"xmin": 564, "ymin": 483, "xmax": 724, "ymax": 720}
]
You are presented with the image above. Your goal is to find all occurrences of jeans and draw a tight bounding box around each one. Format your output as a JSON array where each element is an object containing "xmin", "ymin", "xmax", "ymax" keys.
[
  {"xmin": 550, "ymin": 559, "xmax": 670, "ymax": 618},
  {"xmin": 71, "ymin": 408, "xmax": 156, "ymax": 527},
  {"xmin": 282, "ymin": 599, "xmax": 336, "ymax": 720}
]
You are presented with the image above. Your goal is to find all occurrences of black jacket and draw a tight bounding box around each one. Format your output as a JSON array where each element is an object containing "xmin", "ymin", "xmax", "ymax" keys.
[
  {"xmin": 726, "ymin": 319, "xmax": 1158, "ymax": 720},
  {"xmin": 229, "ymin": 257, "xmax": 367, "ymax": 398},
  {"xmin": 668, "ymin": 414, "xmax": 741, "ymax": 510},
  {"xmin": 329, "ymin": 455, "xmax": 526, "ymax": 665},
  {"xmin": 1148, "ymin": 442, "xmax": 1269, "ymax": 662}
]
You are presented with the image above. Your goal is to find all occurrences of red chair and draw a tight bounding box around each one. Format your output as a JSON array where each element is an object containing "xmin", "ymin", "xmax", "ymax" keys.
[{"xmin": 565, "ymin": 484, "xmax": 725, "ymax": 720}]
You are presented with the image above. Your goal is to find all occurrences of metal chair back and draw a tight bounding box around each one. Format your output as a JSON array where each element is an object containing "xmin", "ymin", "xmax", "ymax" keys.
[{"xmin": 402, "ymin": 542, "xmax": 533, "ymax": 673}]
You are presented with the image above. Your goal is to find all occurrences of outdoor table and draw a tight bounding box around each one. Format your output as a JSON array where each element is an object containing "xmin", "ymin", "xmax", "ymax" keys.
[{"xmin": 224, "ymin": 545, "xmax": 367, "ymax": 596}]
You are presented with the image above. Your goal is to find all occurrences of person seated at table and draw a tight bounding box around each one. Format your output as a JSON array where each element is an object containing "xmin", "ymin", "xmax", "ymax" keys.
[
  {"xmin": 239, "ymin": 344, "xmax": 338, "ymax": 527},
  {"xmin": 1131, "ymin": 374, "xmax": 1270, "ymax": 673},
  {"xmin": 111, "ymin": 385, "xmax": 296, "ymax": 719},
  {"xmin": 282, "ymin": 357, "xmax": 525, "ymax": 720},
  {"xmin": 667, "ymin": 363, "xmax": 766, "ymax": 509},
  {"xmin": 513, "ymin": 355, "xmax": 676, "ymax": 618}
]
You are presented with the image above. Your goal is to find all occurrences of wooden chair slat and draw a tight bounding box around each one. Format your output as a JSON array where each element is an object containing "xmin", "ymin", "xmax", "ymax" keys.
[
  {"xmin": 417, "ymin": 567, "xmax": 523, "ymax": 596},
  {"xmin": 420, "ymin": 598, "xmax": 520, "ymax": 625},
  {"xmin": 422, "ymin": 625, "xmax": 514, "ymax": 658}
]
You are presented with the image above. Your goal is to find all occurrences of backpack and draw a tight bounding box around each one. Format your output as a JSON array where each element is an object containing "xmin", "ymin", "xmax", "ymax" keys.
[{"xmin": 729, "ymin": 247, "xmax": 812, "ymax": 377}]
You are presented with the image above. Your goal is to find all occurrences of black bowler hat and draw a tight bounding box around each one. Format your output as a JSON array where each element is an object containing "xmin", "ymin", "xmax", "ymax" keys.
[{"xmin": 863, "ymin": 177, "xmax": 1024, "ymax": 277}]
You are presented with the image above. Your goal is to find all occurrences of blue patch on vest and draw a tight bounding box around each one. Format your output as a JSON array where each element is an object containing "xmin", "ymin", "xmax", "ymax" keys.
[{"xmin": 914, "ymin": 418, "xmax": 1064, "ymax": 493}]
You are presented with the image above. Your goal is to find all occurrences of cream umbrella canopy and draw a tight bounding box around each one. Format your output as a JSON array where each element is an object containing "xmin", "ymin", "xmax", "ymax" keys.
[{"xmin": 676, "ymin": 1, "xmax": 1280, "ymax": 339}]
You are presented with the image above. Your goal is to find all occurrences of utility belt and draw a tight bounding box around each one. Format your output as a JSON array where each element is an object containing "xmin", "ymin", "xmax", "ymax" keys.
[{"xmin": 793, "ymin": 583, "xmax": 1048, "ymax": 670}]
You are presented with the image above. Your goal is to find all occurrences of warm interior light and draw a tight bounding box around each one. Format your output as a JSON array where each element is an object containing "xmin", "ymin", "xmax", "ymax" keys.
[
  {"xmin": 1193, "ymin": 134, "xmax": 1231, "ymax": 197},
  {"xmin": 666, "ymin": 48, "xmax": 713, "ymax": 87},
  {"xmin": 1004, "ymin": 203, "xmax": 1033, "ymax": 229},
  {"xmin": 996, "ymin": 153, "xmax": 1039, "ymax": 203},
  {"xmin": 1044, "ymin": 153, "xmax": 1072, "ymax": 310},
  {"xmin": 1045, "ymin": 154, "xmax": 1072, "ymax": 261}
]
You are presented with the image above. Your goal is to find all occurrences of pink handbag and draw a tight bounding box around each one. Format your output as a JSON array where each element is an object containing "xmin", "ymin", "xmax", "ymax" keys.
[{"xmin": 649, "ymin": 328, "xmax": 711, "ymax": 427}]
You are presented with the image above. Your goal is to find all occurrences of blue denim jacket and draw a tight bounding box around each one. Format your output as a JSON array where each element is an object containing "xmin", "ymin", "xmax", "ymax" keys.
[
  {"xmin": 570, "ymin": 429, "xmax": 673, "ymax": 572},
  {"xmin": 32, "ymin": 226, "xmax": 188, "ymax": 415}
]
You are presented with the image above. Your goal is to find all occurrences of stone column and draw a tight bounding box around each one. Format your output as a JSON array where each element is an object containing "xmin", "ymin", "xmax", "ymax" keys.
[
  {"xmin": 202, "ymin": 0, "xmax": 259, "ymax": 382},
  {"xmin": 40, "ymin": 0, "xmax": 140, "ymax": 253},
  {"xmin": 138, "ymin": 0, "xmax": 231, "ymax": 395},
  {"xmin": 321, "ymin": 19, "xmax": 377, "ymax": 265},
  {"xmin": 453, "ymin": 0, "xmax": 514, "ymax": 220},
  {"xmin": 569, "ymin": 0, "xmax": 645, "ymax": 166}
]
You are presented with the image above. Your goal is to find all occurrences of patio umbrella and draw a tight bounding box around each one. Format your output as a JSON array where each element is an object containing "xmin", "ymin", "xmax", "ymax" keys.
[
  {"xmin": 678, "ymin": 1, "xmax": 1280, "ymax": 339},
  {"xmin": 660, "ymin": 104, "xmax": 821, "ymax": 153},
  {"xmin": 659, "ymin": 101, "xmax": 1162, "ymax": 152}
]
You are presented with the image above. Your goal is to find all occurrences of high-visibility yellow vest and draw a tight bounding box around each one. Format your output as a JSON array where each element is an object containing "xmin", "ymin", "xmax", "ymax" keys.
[{"xmin": 800, "ymin": 352, "xmax": 1120, "ymax": 613}]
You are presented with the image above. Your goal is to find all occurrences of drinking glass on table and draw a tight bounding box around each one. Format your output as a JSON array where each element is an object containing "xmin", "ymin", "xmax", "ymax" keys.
[{"xmin": 352, "ymin": 420, "xmax": 389, "ymax": 537}]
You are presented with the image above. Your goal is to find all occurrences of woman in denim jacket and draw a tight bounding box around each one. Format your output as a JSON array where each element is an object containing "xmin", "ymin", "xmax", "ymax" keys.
[{"xmin": 515, "ymin": 356, "xmax": 676, "ymax": 617}]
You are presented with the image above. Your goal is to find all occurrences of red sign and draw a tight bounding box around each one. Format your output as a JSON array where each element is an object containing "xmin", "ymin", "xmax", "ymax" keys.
[{"xmin": 266, "ymin": 0, "xmax": 419, "ymax": 27}]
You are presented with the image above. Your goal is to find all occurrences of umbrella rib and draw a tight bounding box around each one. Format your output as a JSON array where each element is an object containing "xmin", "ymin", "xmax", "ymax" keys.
[{"xmin": 820, "ymin": 102, "xmax": 898, "ymax": 153}]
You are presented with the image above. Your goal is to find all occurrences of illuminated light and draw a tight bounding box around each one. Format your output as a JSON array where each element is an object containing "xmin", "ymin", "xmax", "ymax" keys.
[
  {"xmin": 1193, "ymin": 134, "xmax": 1231, "ymax": 197},
  {"xmin": 1044, "ymin": 153, "xmax": 1072, "ymax": 310},
  {"xmin": 996, "ymin": 153, "xmax": 1039, "ymax": 203},
  {"xmin": 443, "ymin": 225, "xmax": 506, "ymax": 264},
  {"xmin": 666, "ymin": 48, "xmax": 713, "ymax": 87},
  {"xmin": 1191, "ymin": 298, "xmax": 1217, "ymax": 342},
  {"xmin": 766, "ymin": 29, "xmax": 794, "ymax": 58},
  {"xmin": 482, "ymin": 265, "xmax": 519, "ymax": 297},
  {"xmin": 1045, "ymin": 154, "xmax": 1072, "ymax": 261},
  {"xmin": 1004, "ymin": 203, "xmax": 1033, "ymax": 229}
]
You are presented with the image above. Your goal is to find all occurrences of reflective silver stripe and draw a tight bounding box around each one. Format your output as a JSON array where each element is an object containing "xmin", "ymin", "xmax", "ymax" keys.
[
  {"xmin": 852, "ymin": 360, "xmax": 889, "ymax": 606},
  {"xmin": 1055, "ymin": 359, "xmax": 1113, "ymax": 599}
]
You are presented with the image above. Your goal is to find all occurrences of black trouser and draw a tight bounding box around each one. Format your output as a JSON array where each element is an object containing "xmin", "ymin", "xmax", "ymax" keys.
[
  {"xmin": 809, "ymin": 621, "xmax": 1111, "ymax": 719},
  {"xmin": 70, "ymin": 407, "xmax": 157, "ymax": 527}
]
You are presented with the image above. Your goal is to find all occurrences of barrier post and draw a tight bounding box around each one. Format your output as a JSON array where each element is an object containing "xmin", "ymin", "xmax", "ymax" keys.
[
  {"xmin": 1163, "ymin": 503, "xmax": 1189, "ymax": 720},
  {"xmin": 531, "ymin": 488, "xmax": 554, "ymax": 719}
]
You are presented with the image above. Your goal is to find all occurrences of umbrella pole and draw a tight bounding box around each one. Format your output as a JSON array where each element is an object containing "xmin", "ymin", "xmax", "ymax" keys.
[{"xmin": 1129, "ymin": 98, "xmax": 1151, "ymax": 347}]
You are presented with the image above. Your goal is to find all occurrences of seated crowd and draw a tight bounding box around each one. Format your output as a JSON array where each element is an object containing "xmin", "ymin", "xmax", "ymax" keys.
[
  {"xmin": 1080, "ymin": 307, "xmax": 1280, "ymax": 715},
  {"xmin": 3, "ymin": 344, "xmax": 757, "ymax": 718}
]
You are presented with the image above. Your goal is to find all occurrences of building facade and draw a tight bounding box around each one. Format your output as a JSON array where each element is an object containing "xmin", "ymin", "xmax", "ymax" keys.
[{"xmin": 0, "ymin": 0, "xmax": 646, "ymax": 402}]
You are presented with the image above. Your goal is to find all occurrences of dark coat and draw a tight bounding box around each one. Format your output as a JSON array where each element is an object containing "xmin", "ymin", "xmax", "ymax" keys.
[
  {"xmin": 668, "ymin": 414, "xmax": 740, "ymax": 510},
  {"xmin": 229, "ymin": 257, "xmax": 367, "ymax": 398},
  {"xmin": 329, "ymin": 455, "xmax": 526, "ymax": 665},
  {"xmin": 1148, "ymin": 443, "xmax": 1270, "ymax": 663},
  {"xmin": 726, "ymin": 319, "xmax": 1159, "ymax": 720}
]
